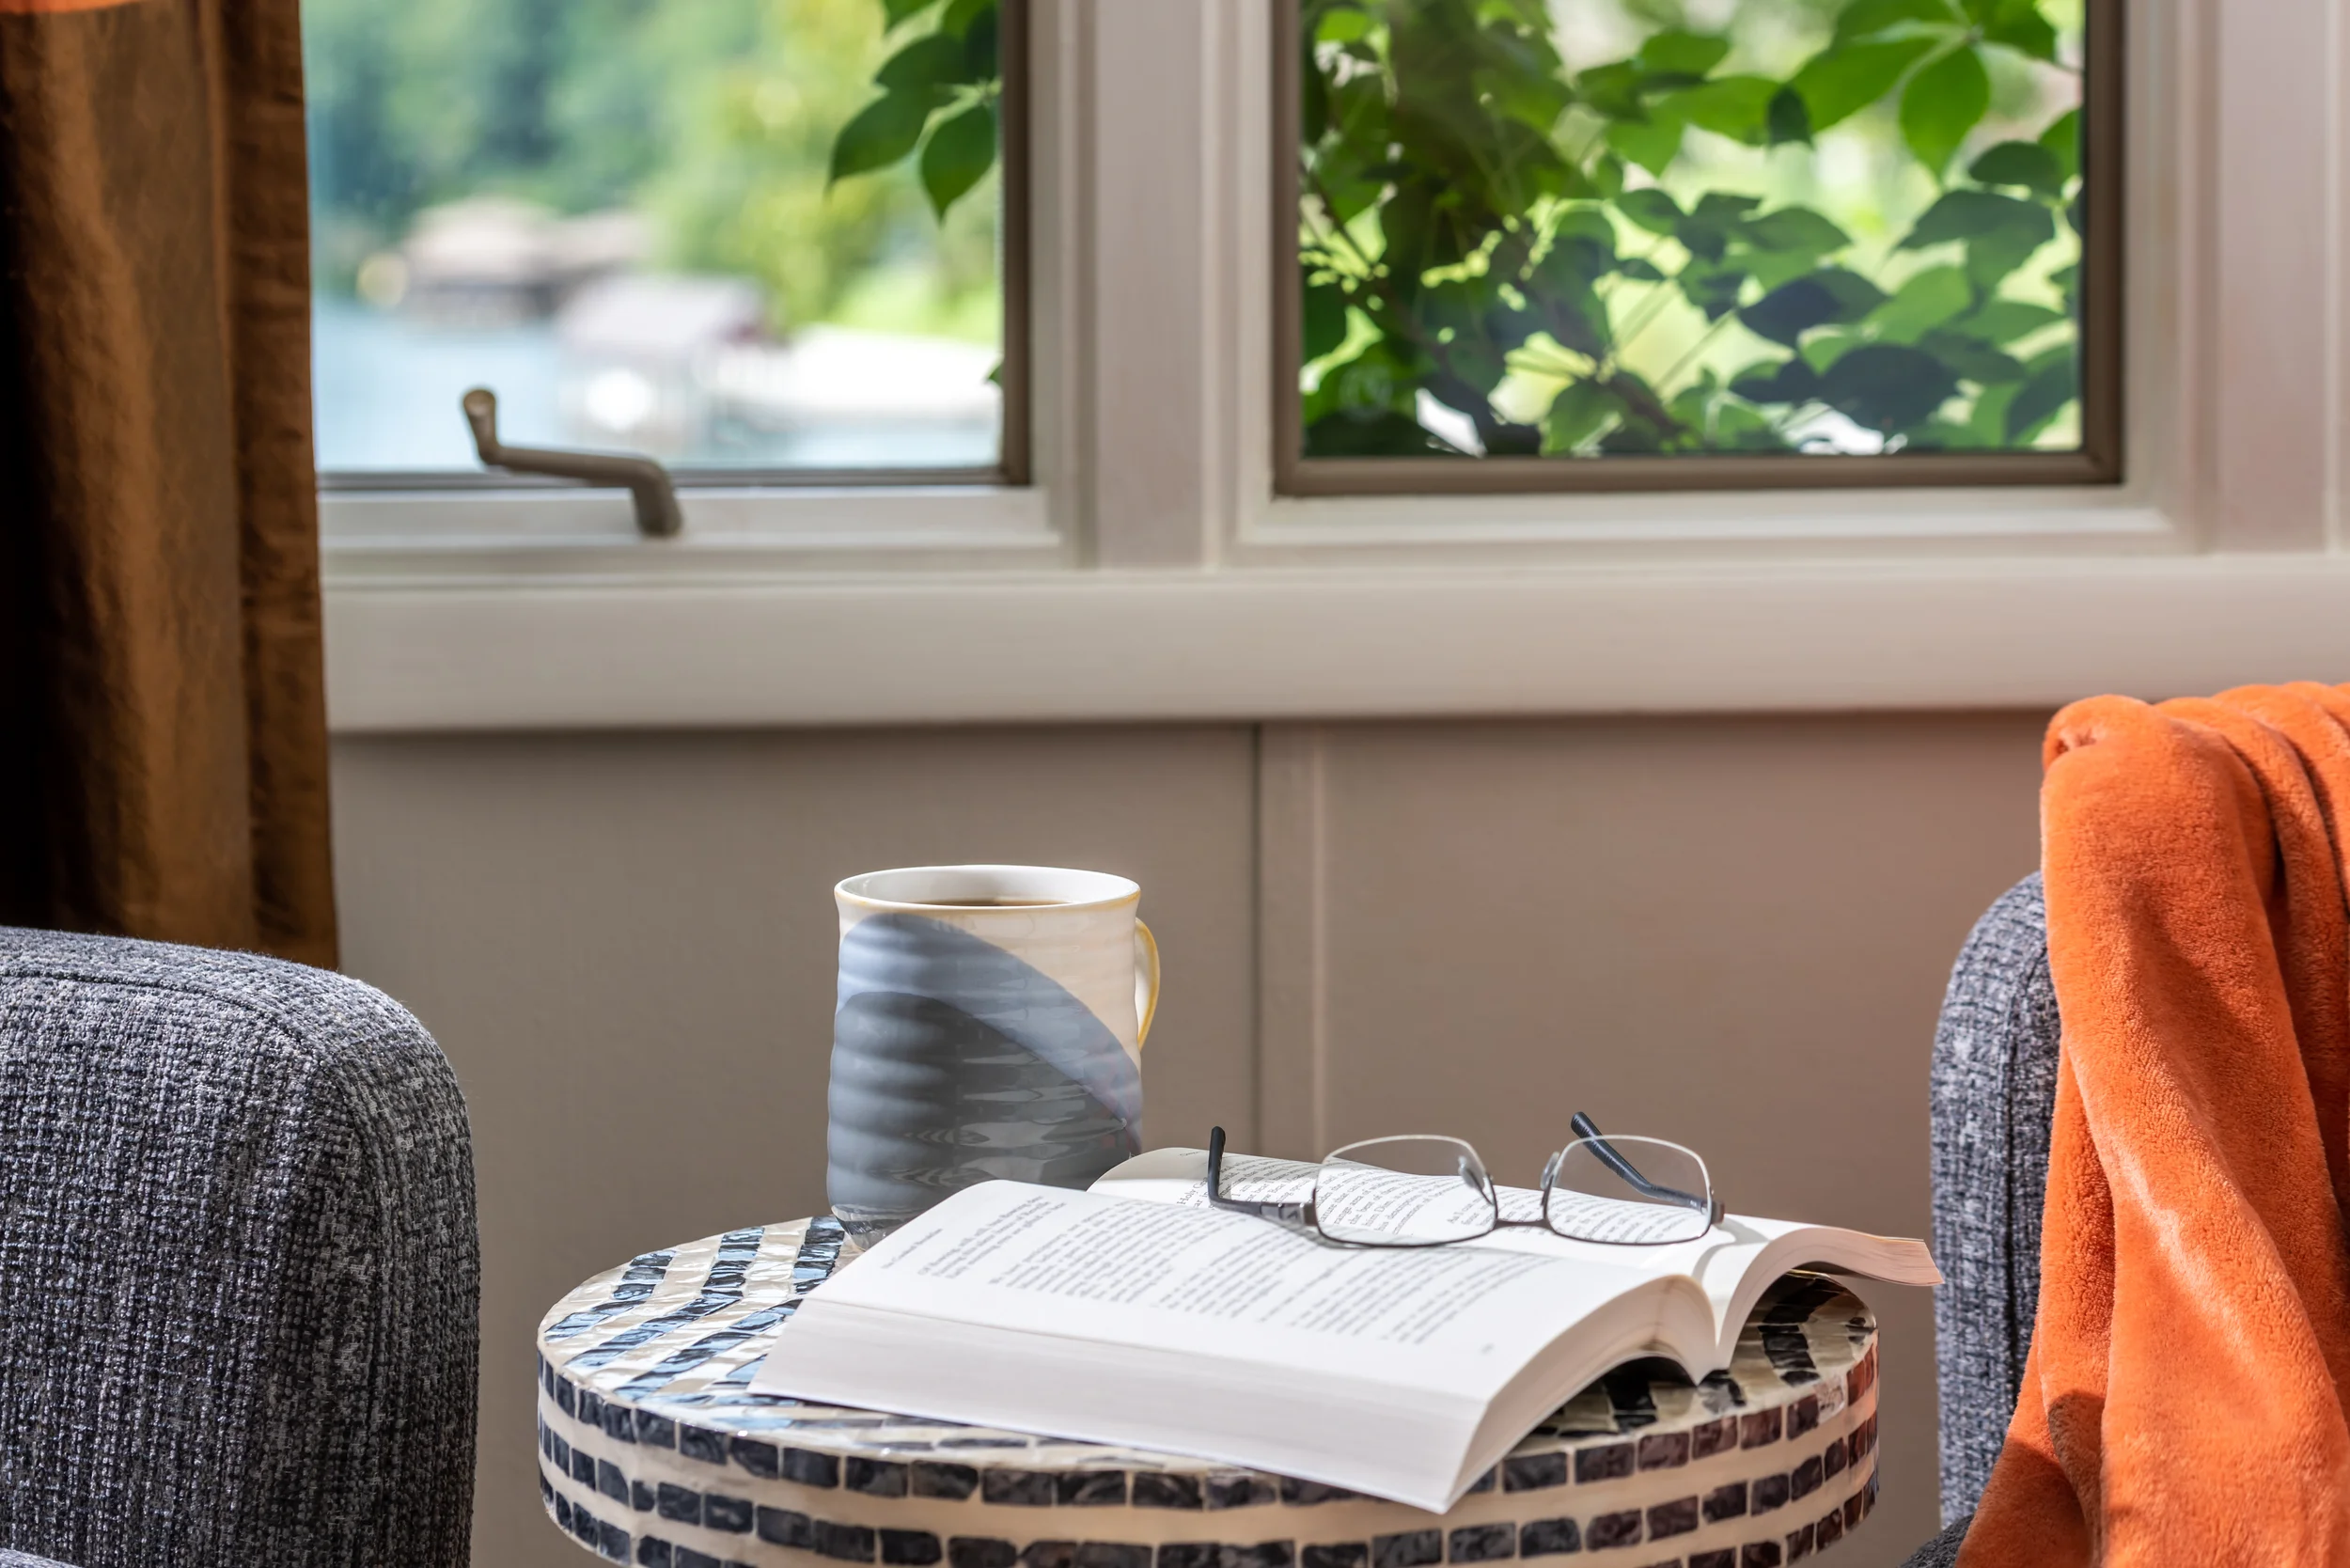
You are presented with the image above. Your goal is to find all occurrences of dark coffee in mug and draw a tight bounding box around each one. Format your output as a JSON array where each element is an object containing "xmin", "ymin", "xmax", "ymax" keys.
[{"xmin": 903, "ymin": 897, "xmax": 1066, "ymax": 908}]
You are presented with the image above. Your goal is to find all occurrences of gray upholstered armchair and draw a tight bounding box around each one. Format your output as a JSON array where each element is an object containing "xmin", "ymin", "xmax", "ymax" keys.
[
  {"xmin": 1904, "ymin": 875, "xmax": 2062, "ymax": 1567},
  {"xmin": 0, "ymin": 928, "xmax": 479, "ymax": 1568}
]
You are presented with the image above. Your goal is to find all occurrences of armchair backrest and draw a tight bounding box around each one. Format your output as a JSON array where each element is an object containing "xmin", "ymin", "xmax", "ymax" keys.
[
  {"xmin": 1928, "ymin": 874, "xmax": 2061, "ymax": 1526},
  {"xmin": 0, "ymin": 928, "xmax": 478, "ymax": 1568}
]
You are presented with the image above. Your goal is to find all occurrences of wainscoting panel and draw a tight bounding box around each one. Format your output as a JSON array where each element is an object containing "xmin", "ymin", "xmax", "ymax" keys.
[
  {"xmin": 336, "ymin": 713, "xmax": 2044, "ymax": 1568},
  {"xmin": 1252, "ymin": 713, "xmax": 2047, "ymax": 1566}
]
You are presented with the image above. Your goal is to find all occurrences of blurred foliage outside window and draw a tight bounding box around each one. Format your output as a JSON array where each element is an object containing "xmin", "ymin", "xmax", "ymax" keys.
[
  {"xmin": 1295, "ymin": 0, "xmax": 2092, "ymax": 465},
  {"xmin": 303, "ymin": 0, "xmax": 1005, "ymax": 472}
]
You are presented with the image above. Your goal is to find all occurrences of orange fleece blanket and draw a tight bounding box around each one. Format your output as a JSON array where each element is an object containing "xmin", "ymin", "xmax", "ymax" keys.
[{"xmin": 1961, "ymin": 684, "xmax": 2350, "ymax": 1565}]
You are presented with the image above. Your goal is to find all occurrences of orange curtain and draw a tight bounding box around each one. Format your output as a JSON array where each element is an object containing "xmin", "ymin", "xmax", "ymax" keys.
[{"xmin": 0, "ymin": 0, "xmax": 336, "ymax": 966}]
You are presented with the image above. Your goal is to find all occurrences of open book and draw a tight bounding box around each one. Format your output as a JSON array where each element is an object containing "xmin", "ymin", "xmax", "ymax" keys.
[{"xmin": 753, "ymin": 1147, "xmax": 1937, "ymax": 1513}]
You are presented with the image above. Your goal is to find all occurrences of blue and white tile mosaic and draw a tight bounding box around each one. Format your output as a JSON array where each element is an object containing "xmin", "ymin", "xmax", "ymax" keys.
[{"xmin": 538, "ymin": 1219, "xmax": 1881, "ymax": 1568}]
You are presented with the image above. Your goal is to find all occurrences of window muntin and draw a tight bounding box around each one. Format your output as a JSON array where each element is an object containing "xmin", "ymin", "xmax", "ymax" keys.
[
  {"xmin": 302, "ymin": 0, "xmax": 1024, "ymax": 485},
  {"xmin": 1277, "ymin": 0, "xmax": 2118, "ymax": 494}
]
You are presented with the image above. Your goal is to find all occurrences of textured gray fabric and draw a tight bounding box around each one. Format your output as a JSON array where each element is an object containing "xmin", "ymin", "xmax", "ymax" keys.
[
  {"xmin": 1901, "ymin": 1514, "xmax": 1971, "ymax": 1568},
  {"xmin": 1928, "ymin": 873, "xmax": 2061, "ymax": 1528},
  {"xmin": 0, "ymin": 927, "xmax": 478, "ymax": 1568}
]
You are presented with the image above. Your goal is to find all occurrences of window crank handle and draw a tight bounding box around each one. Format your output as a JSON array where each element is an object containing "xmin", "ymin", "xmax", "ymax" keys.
[{"xmin": 461, "ymin": 386, "xmax": 683, "ymax": 539}]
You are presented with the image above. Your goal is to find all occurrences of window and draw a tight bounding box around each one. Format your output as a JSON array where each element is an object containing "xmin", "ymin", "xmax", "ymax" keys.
[
  {"xmin": 1277, "ymin": 0, "xmax": 2119, "ymax": 493},
  {"xmin": 302, "ymin": 0, "xmax": 1026, "ymax": 486},
  {"xmin": 322, "ymin": 0, "xmax": 2309, "ymax": 733}
]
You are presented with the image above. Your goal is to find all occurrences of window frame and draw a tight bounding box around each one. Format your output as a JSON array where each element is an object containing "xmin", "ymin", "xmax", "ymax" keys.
[
  {"xmin": 1268, "ymin": 0, "xmax": 2125, "ymax": 497},
  {"xmin": 314, "ymin": 0, "xmax": 1036, "ymax": 500},
  {"xmin": 323, "ymin": 0, "xmax": 2350, "ymax": 733}
]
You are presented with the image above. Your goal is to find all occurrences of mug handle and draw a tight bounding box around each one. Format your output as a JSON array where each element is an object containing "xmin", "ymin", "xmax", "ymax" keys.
[{"xmin": 1134, "ymin": 919, "xmax": 1162, "ymax": 1048}]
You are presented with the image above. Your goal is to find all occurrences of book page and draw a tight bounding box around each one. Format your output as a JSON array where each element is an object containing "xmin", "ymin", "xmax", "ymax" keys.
[
  {"xmin": 1096, "ymin": 1147, "xmax": 1735, "ymax": 1269},
  {"xmin": 780, "ymin": 1179, "xmax": 1658, "ymax": 1402},
  {"xmin": 1094, "ymin": 1148, "xmax": 1936, "ymax": 1348}
]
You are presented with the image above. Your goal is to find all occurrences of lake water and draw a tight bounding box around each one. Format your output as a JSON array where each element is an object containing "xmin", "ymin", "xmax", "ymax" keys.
[{"xmin": 311, "ymin": 297, "xmax": 997, "ymax": 475}]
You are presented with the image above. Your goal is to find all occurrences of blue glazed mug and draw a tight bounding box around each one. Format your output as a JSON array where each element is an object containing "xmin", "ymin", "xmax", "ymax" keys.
[{"xmin": 827, "ymin": 865, "xmax": 1161, "ymax": 1242}]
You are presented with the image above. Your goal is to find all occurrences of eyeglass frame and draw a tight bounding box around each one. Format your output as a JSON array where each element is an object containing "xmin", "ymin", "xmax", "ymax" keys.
[{"xmin": 1204, "ymin": 1113, "xmax": 1726, "ymax": 1248}]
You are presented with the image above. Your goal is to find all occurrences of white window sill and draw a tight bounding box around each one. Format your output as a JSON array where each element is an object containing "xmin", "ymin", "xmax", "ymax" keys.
[{"xmin": 322, "ymin": 550, "xmax": 2350, "ymax": 733}]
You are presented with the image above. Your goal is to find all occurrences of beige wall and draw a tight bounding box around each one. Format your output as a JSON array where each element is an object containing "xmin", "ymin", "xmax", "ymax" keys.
[{"xmin": 332, "ymin": 713, "xmax": 2046, "ymax": 1568}]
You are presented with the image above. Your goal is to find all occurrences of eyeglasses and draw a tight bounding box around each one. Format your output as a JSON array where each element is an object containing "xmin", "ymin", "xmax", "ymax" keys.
[{"xmin": 1206, "ymin": 1113, "xmax": 1723, "ymax": 1248}]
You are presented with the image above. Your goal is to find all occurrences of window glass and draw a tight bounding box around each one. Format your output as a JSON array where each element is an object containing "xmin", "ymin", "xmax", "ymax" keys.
[
  {"xmin": 303, "ymin": 0, "xmax": 1012, "ymax": 478},
  {"xmin": 1288, "ymin": 0, "xmax": 2106, "ymax": 482}
]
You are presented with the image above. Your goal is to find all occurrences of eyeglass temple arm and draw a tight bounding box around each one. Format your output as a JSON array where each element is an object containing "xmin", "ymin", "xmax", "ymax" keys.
[
  {"xmin": 1206, "ymin": 1126, "xmax": 1313, "ymax": 1227},
  {"xmin": 1568, "ymin": 1111, "xmax": 1721, "ymax": 1222}
]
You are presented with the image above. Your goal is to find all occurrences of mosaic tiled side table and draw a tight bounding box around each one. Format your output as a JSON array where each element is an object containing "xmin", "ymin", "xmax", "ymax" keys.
[{"xmin": 538, "ymin": 1219, "xmax": 1883, "ymax": 1568}]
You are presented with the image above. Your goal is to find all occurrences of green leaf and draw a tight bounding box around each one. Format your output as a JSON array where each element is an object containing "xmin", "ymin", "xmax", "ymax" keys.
[
  {"xmin": 1617, "ymin": 187, "xmax": 1684, "ymax": 235},
  {"xmin": 1744, "ymin": 206, "xmax": 1852, "ymax": 257},
  {"xmin": 1741, "ymin": 268, "xmax": 1887, "ymax": 346},
  {"xmin": 1316, "ymin": 4, "xmax": 1374, "ymax": 44},
  {"xmin": 1747, "ymin": 246, "xmax": 1825, "ymax": 291},
  {"xmin": 940, "ymin": 0, "xmax": 992, "ymax": 37},
  {"xmin": 1663, "ymin": 75, "xmax": 1780, "ymax": 144},
  {"xmin": 1730, "ymin": 355, "xmax": 1822, "ymax": 404},
  {"xmin": 1590, "ymin": 153, "xmax": 1627, "ymax": 199},
  {"xmin": 1965, "ymin": 381, "xmax": 2021, "ymax": 445},
  {"xmin": 1319, "ymin": 338, "xmax": 1418, "ymax": 414},
  {"xmin": 2006, "ymin": 351, "xmax": 2076, "ymax": 441},
  {"xmin": 1916, "ymin": 329, "xmax": 2028, "ymax": 384},
  {"xmin": 1817, "ymin": 342, "xmax": 1962, "ymax": 432},
  {"xmin": 1674, "ymin": 192, "xmax": 1762, "ymax": 262},
  {"xmin": 1676, "ymin": 259, "xmax": 1749, "ymax": 321},
  {"xmin": 1301, "ymin": 49, "xmax": 1329, "ymax": 140},
  {"xmin": 1668, "ymin": 380, "xmax": 1717, "ymax": 432},
  {"xmin": 1984, "ymin": 3, "xmax": 2058, "ymax": 61},
  {"xmin": 1833, "ymin": 0, "xmax": 1963, "ymax": 44},
  {"xmin": 1303, "ymin": 280, "xmax": 1349, "ymax": 362},
  {"xmin": 1575, "ymin": 61, "xmax": 1648, "ymax": 119},
  {"xmin": 1802, "ymin": 329, "xmax": 1867, "ymax": 373},
  {"xmin": 878, "ymin": 32, "xmax": 977, "ymax": 91},
  {"xmin": 1899, "ymin": 189, "xmax": 2058, "ymax": 289},
  {"xmin": 1542, "ymin": 380, "xmax": 1623, "ymax": 453},
  {"xmin": 1899, "ymin": 46, "xmax": 1989, "ymax": 177},
  {"xmin": 1767, "ymin": 86, "xmax": 1812, "ymax": 145},
  {"xmin": 1553, "ymin": 205, "xmax": 1620, "ymax": 253},
  {"xmin": 1529, "ymin": 246, "xmax": 1611, "ymax": 356},
  {"xmin": 2040, "ymin": 107, "xmax": 2081, "ymax": 183},
  {"xmin": 1904, "ymin": 416, "xmax": 1985, "ymax": 450},
  {"xmin": 960, "ymin": 6, "xmax": 998, "ymax": 78},
  {"xmin": 1791, "ymin": 37, "xmax": 1938, "ymax": 133},
  {"xmin": 1958, "ymin": 298, "xmax": 2068, "ymax": 342},
  {"xmin": 1618, "ymin": 258, "xmax": 1667, "ymax": 282},
  {"xmin": 1306, "ymin": 409, "xmax": 1465, "ymax": 457},
  {"xmin": 1968, "ymin": 140, "xmax": 2065, "ymax": 196},
  {"xmin": 830, "ymin": 90, "xmax": 934, "ymax": 183},
  {"xmin": 1606, "ymin": 112, "xmax": 1685, "ymax": 177},
  {"xmin": 1867, "ymin": 265, "xmax": 1970, "ymax": 342},
  {"xmin": 1542, "ymin": 208, "xmax": 1619, "ymax": 292},
  {"xmin": 919, "ymin": 101, "xmax": 997, "ymax": 217},
  {"xmin": 1898, "ymin": 188, "xmax": 2050, "ymax": 248},
  {"xmin": 1485, "ymin": 64, "xmax": 1576, "ymax": 135},
  {"xmin": 1967, "ymin": 231, "xmax": 2050, "ymax": 290},
  {"xmin": 1637, "ymin": 29, "xmax": 1731, "ymax": 77},
  {"xmin": 885, "ymin": 0, "xmax": 946, "ymax": 26}
]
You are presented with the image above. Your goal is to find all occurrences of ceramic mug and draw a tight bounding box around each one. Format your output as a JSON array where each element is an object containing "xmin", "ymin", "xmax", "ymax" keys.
[{"xmin": 826, "ymin": 865, "xmax": 1161, "ymax": 1242}]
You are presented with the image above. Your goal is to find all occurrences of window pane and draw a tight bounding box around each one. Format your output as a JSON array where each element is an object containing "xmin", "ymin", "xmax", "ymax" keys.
[
  {"xmin": 304, "ymin": 0, "xmax": 1011, "ymax": 478},
  {"xmin": 1290, "ymin": 0, "xmax": 2103, "ymax": 479}
]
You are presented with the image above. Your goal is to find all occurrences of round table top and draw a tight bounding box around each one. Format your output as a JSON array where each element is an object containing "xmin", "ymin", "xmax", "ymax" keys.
[{"xmin": 538, "ymin": 1217, "xmax": 1882, "ymax": 1568}]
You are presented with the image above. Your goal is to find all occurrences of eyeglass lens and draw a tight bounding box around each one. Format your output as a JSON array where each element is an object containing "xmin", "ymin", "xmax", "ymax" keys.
[
  {"xmin": 1543, "ymin": 1136, "xmax": 1714, "ymax": 1245},
  {"xmin": 1312, "ymin": 1137, "xmax": 1497, "ymax": 1247}
]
